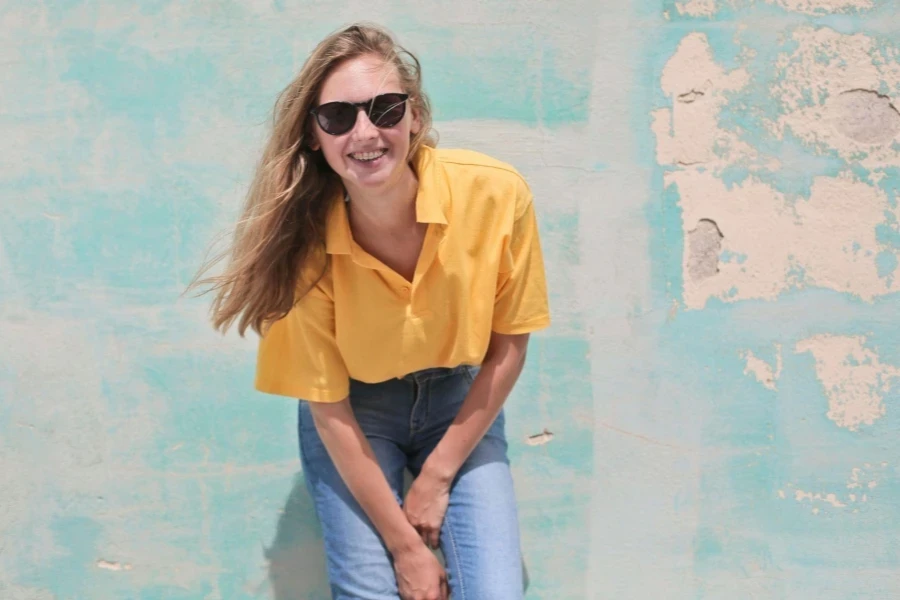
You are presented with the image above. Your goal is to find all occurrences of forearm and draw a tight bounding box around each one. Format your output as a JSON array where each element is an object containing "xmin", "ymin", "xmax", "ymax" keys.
[
  {"xmin": 309, "ymin": 400, "xmax": 420, "ymax": 555},
  {"xmin": 423, "ymin": 332, "xmax": 529, "ymax": 484}
]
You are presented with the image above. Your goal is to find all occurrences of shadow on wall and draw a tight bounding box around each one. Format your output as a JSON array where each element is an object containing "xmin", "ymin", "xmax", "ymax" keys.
[{"xmin": 266, "ymin": 473, "xmax": 331, "ymax": 600}]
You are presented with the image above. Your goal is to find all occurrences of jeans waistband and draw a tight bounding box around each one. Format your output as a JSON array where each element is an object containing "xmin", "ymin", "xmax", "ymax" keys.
[{"xmin": 400, "ymin": 364, "xmax": 473, "ymax": 384}]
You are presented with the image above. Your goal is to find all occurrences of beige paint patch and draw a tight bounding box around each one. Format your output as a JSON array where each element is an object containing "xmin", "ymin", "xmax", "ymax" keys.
[
  {"xmin": 847, "ymin": 466, "xmax": 881, "ymax": 491},
  {"xmin": 526, "ymin": 429, "xmax": 555, "ymax": 446},
  {"xmin": 667, "ymin": 170, "xmax": 900, "ymax": 307},
  {"xmin": 795, "ymin": 334, "xmax": 900, "ymax": 430},
  {"xmin": 652, "ymin": 33, "xmax": 766, "ymax": 171},
  {"xmin": 669, "ymin": 0, "xmax": 874, "ymax": 17},
  {"xmin": 779, "ymin": 464, "xmax": 886, "ymax": 511},
  {"xmin": 794, "ymin": 490, "xmax": 846, "ymax": 508},
  {"xmin": 97, "ymin": 560, "xmax": 134, "ymax": 571},
  {"xmin": 674, "ymin": 0, "xmax": 719, "ymax": 17},
  {"xmin": 656, "ymin": 30, "xmax": 900, "ymax": 307},
  {"xmin": 771, "ymin": 26, "xmax": 900, "ymax": 170},
  {"xmin": 768, "ymin": 0, "xmax": 875, "ymax": 13},
  {"xmin": 740, "ymin": 345, "xmax": 783, "ymax": 390}
]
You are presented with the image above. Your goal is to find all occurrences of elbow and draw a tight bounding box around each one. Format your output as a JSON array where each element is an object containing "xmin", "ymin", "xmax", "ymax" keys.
[
  {"xmin": 485, "ymin": 331, "xmax": 530, "ymax": 368},
  {"xmin": 308, "ymin": 397, "xmax": 353, "ymax": 434}
]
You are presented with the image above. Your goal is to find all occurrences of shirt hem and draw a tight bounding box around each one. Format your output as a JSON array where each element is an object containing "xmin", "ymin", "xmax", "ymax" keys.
[
  {"xmin": 254, "ymin": 379, "xmax": 349, "ymax": 403},
  {"xmin": 492, "ymin": 315, "xmax": 551, "ymax": 335}
]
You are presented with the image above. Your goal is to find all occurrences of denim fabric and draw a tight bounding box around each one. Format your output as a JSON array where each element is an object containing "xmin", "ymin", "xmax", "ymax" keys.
[{"xmin": 298, "ymin": 364, "xmax": 524, "ymax": 600}]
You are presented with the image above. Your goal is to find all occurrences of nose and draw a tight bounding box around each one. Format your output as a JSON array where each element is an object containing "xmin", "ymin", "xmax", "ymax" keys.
[{"xmin": 349, "ymin": 106, "xmax": 378, "ymax": 140}]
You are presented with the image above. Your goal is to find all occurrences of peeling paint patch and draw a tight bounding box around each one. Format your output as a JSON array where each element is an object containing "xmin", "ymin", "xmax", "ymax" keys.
[
  {"xmin": 793, "ymin": 490, "xmax": 847, "ymax": 508},
  {"xmin": 669, "ymin": 0, "xmax": 876, "ymax": 17},
  {"xmin": 795, "ymin": 334, "xmax": 900, "ymax": 430},
  {"xmin": 674, "ymin": 0, "xmax": 719, "ymax": 17},
  {"xmin": 652, "ymin": 33, "xmax": 758, "ymax": 171},
  {"xmin": 526, "ymin": 429, "xmax": 555, "ymax": 446},
  {"xmin": 778, "ymin": 464, "xmax": 887, "ymax": 512},
  {"xmin": 668, "ymin": 171, "xmax": 900, "ymax": 307},
  {"xmin": 96, "ymin": 560, "xmax": 133, "ymax": 572},
  {"xmin": 772, "ymin": 26, "xmax": 900, "ymax": 170},
  {"xmin": 687, "ymin": 219, "xmax": 724, "ymax": 281},
  {"xmin": 740, "ymin": 345, "xmax": 783, "ymax": 390},
  {"xmin": 847, "ymin": 466, "xmax": 882, "ymax": 492},
  {"xmin": 768, "ymin": 0, "xmax": 876, "ymax": 14},
  {"xmin": 655, "ymin": 28, "xmax": 900, "ymax": 307},
  {"xmin": 830, "ymin": 90, "xmax": 900, "ymax": 145},
  {"xmin": 650, "ymin": 4, "xmax": 900, "ymax": 598}
]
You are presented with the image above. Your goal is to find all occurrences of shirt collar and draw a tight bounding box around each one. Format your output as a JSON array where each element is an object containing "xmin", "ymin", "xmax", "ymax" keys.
[
  {"xmin": 411, "ymin": 145, "xmax": 449, "ymax": 226},
  {"xmin": 324, "ymin": 196, "xmax": 352, "ymax": 255},
  {"xmin": 325, "ymin": 146, "xmax": 448, "ymax": 256}
]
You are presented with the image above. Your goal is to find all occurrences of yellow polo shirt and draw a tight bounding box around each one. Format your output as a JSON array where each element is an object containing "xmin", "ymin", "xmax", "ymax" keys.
[{"xmin": 254, "ymin": 146, "xmax": 550, "ymax": 402}]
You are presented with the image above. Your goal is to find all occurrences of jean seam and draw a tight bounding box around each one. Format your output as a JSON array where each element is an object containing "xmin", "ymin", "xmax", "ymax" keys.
[
  {"xmin": 409, "ymin": 380, "xmax": 429, "ymax": 434},
  {"xmin": 424, "ymin": 370, "xmax": 465, "ymax": 382},
  {"xmin": 445, "ymin": 514, "xmax": 466, "ymax": 600},
  {"xmin": 408, "ymin": 366, "xmax": 469, "ymax": 384}
]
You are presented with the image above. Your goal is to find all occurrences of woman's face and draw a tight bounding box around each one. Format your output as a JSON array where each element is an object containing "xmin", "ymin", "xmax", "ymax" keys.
[{"xmin": 311, "ymin": 54, "xmax": 420, "ymax": 195}]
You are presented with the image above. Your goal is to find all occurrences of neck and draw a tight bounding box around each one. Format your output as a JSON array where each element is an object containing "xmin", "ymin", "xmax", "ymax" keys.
[{"xmin": 344, "ymin": 164, "xmax": 419, "ymax": 234}]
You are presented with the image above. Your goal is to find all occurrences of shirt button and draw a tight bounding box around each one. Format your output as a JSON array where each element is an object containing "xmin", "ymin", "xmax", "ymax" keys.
[{"xmin": 401, "ymin": 285, "xmax": 411, "ymax": 294}]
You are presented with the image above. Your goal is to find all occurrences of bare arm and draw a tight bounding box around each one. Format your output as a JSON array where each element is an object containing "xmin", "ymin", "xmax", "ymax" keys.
[
  {"xmin": 425, "ymin": 331, "xmax": 529, "ymax": 485},
  {"xmin": 308, "ymin": 399, "xmax": 420, "ymax": 553},
  {"xmin": 307, "ymin": 400, "xmax": 450, "ymax": 599},
  {"xmin": 402, "ymin": 331, "xmax": 529, "ymax": 548}
]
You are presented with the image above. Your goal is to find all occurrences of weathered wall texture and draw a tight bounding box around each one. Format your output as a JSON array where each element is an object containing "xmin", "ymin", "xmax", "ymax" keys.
[{"xmin": 0, "ymin": 0, "xmax": 897, "ymax": 598}]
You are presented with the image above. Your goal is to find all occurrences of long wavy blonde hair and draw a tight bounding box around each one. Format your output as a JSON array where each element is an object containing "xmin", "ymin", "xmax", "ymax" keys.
[{"xmin": 188, "ymin": 23, "xmax": 436, "ymax": 336}]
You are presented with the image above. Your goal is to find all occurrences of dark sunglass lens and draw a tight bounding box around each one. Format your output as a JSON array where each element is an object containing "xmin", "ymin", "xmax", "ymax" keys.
[
  {"xmin": 369, "ymin": 94, "xmax": 407, "ymax": 128},
  {"xmin": 317, "ymin": 102, "xmax": 356, "ymax": 135}
]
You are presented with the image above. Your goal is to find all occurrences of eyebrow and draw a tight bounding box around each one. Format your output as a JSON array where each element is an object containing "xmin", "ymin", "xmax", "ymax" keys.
[{"xmin": 318, "ymin": 91, "xmax": 405, "ymax": 104}]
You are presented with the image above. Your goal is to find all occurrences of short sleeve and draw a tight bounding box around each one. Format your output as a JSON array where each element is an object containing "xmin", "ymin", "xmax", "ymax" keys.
[
  {"xmin": 254, "ymin": 274, "xmax": 350, "ymax": 402},
  {"xmin": 492, "ymin": 185, "xmax": 551, "ymax": 335}
]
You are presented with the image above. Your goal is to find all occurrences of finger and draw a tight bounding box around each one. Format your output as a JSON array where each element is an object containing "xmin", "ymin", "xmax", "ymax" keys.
[
  {"xmin": 429, "ymin": 529, "xmax": 440, "ymax": 550},
  {"xmin": 440, "ymin": 575, "xmax": 450, "ymax": 600}
]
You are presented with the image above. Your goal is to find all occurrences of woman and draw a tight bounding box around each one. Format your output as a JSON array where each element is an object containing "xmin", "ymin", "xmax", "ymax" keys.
[{"xmin": 194, "ymin": 23, "xmax": 550, "ymax": 600}]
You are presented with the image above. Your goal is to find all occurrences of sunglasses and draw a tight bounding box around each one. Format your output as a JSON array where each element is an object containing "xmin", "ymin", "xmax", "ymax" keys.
[{"xmin": 310, "ymin": 93, "xmax": 409, "ymax": 136}]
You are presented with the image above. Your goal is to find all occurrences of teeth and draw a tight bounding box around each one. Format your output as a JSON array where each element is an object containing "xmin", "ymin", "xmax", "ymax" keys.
[{"xmin": 350, "ymin": 149, "xmax": 386, "ymax": 161}]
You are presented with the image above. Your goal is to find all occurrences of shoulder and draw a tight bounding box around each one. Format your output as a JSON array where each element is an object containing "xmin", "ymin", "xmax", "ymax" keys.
[
  {"xmin": 433, "ymin": 148, "xmax": 525, "ymax": 186},
  {"xmin": 432, "ymin": 148, "xmax": 533, "ymax": 219}
]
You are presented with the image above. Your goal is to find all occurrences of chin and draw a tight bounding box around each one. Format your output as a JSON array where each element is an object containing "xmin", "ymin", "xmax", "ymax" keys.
[{"xmin": 346, "ymin": 157, "xmax": 401, "ymax": 188}]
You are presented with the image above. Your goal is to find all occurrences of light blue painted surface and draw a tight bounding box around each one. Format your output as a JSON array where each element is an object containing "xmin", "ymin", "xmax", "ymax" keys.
[
  {"xmin": 641, "ymin": 1, "xmax": 900, "ymax": 599},
  {"xmin": 0, "ymin": 1, "xmax": 589, "ymax": 598},
  {"xmin": 1, "ymin": 1, "xmax": 899, "ymax": 598}
]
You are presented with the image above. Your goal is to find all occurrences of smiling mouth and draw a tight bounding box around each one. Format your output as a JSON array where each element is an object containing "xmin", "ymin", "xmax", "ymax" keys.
[{"xmin": 349, "ymin": 149, "xmax": 387, "ymax": 162}]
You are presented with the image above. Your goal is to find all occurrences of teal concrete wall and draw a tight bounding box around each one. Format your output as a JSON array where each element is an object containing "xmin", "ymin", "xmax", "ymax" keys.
[{"xmin": 1, "ymin": 1, "xmax": 897, "ymax": 598}]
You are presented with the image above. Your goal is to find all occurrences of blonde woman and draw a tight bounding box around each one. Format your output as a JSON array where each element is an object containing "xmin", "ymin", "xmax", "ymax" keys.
[{"xmin": 194, "ymin": 23, "xmax": 550, "ymax": 600}]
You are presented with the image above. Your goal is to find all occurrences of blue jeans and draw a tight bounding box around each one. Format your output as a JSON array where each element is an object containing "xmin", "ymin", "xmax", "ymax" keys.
[{"xmin": 298, "ymin": 365, "xmax": 524, "ymax": 600}]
